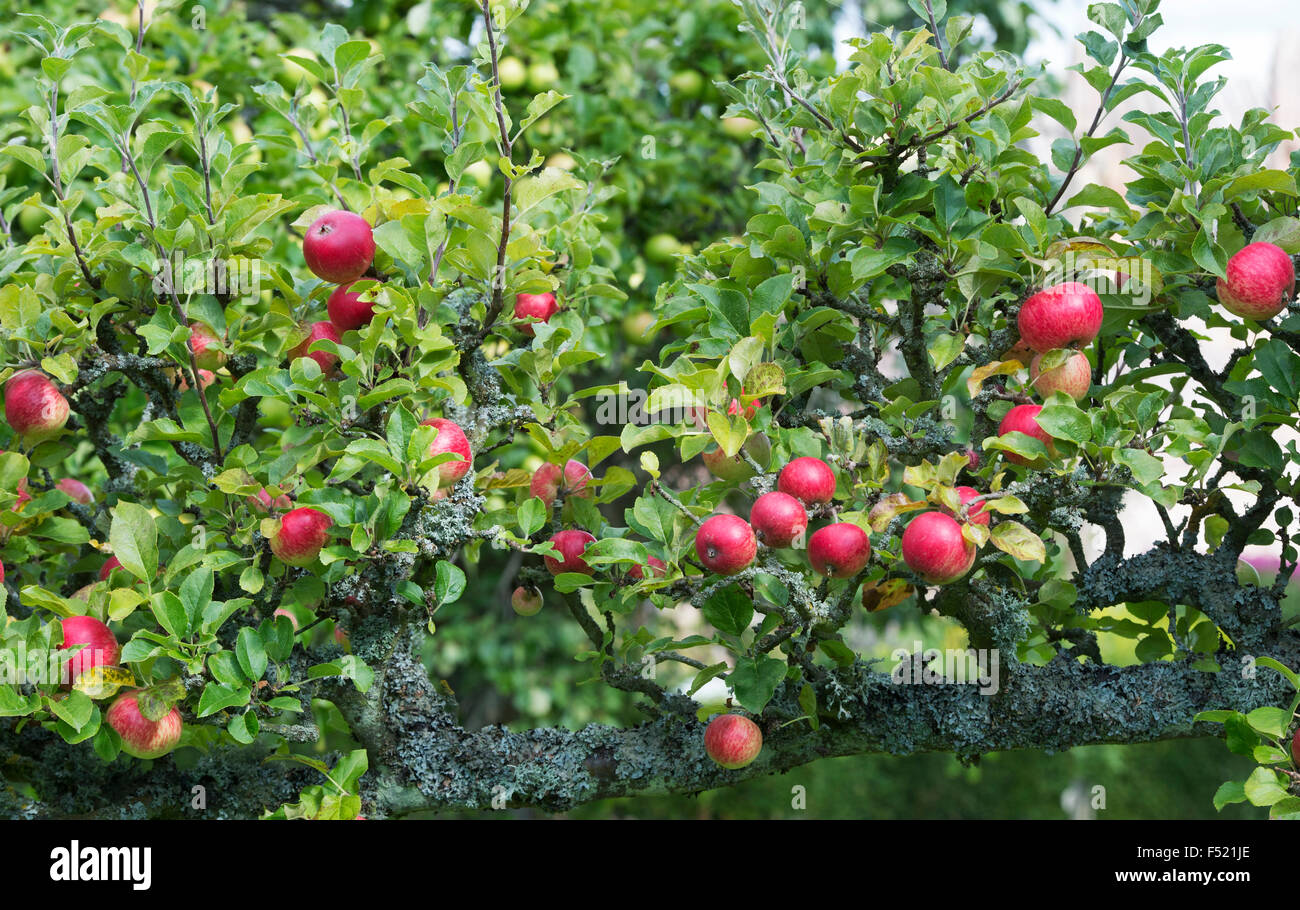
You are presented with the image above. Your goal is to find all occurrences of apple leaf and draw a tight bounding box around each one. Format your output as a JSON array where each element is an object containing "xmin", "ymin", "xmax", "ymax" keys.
[{"xmin": 989, "ymin": 520, "xmax": 1045, "ymax": 563}]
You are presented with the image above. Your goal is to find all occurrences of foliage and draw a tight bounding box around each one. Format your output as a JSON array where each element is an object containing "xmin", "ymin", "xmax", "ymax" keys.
[{"xmin": 1, "ymin": 0, "xmax": 1299, "ymax": 819}]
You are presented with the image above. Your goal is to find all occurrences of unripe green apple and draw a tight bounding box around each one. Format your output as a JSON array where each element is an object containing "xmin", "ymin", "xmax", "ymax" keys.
[
  {"xmin": 18, "ymin": 204, "xmax": 50, "ymax": 236},
  {"xmin": 668, "ymin": 69, "xmax": 704, "ymax": 98},
  {"xmin": 721, "ymin": 116, "xmax": 759, "ymax": 140},
  {"xmin": 645, "ymin": 233, "xmax": 683, "ymax": 265},
  {"xmin": 498, "ymin": 56, "xmax": 528, "ymax": 91},
  {"xmin": 527, "ymin": 60, "xmax": 560, "ymax": 92},
  {"xmin": 464, "ymin": 159, "xmax": 494, "ymax": 188}
]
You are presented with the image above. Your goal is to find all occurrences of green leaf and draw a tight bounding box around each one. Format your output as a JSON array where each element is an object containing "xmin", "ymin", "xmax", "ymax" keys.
[
  {"xmin": 1212, "ymin": 780, "xmax": 1247, "ymax": 811},
  {"xmin": 236, "ymin": 627, "xmax": 267, "ymax": 681},
  {"xmin": 108, "ymin": 502, "xmax": 158, "ymax": 585},
  {"xmin": 1243, "ymin": 766, "xmax": 1288, "ymax": 806},
  {"xmin": 433, "ymin": 561, "xmax": 466, "ymax": 608},
  {"xmin": 989, "ymin": 521, "xmax": 1045, "ymax": 563},
  {"xmin": 701, "ymin": 584, "xmax": 753, "ymax": 637},
  {"xmin": 728, "ymin": 655, "xmax": 785, "ymax": 714}
]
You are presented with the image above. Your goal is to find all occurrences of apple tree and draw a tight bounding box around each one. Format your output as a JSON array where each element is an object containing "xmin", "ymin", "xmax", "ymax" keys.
[{"xmin": 2, "ymin": 0, "xmax": 1300, "ymax": 819}]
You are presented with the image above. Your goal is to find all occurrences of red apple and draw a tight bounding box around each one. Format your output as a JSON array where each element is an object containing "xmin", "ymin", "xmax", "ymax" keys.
[
  {"xmin": 98, "ymin": 555, "xmax": 124, "ymax": 582},
  {"xmin": 511, "ymin": 585, "xmax": 543, "ymax": 616},
  {"xmin": 270, "ymin": 506, "xmax": 333, "ymax": 566},
  {"xmin": 421, "ymin": 418, "xmax": 473, "ymax": 486},
  {"xmin": 544, "ymin": 529, "xmax": 596, "ymax": 575},
  {"xmin": 177, "ymin": 369, "xmax": 217, "ymax": 391},
  {"xmin": 726, "ymin": 397, "xmax": 761, "ymax": 420},
  {"xmin": 4, "ymin": 370, "xmax": 69, "ymax": 444},
  {"xmin": 303, "ymin": 210, "xmax": 376, "ymax": 283},
  {"xmin": 106, "ymin": 690, "xmax": 183, "ymax": 759},
  {"xmin": 289, "ymin": 321, "xmax": 342, "ymax": 373},
  {"xmin": 59, "ymin": 615, "xmax": 119, "ymax": 682},
  {"xmin": 530, "ymin": 459, "xmax": 593, "ymax": 507},
  {"xmin": 808, "ymin": 522, "xmax": 871, "ymax": 578},
  {"xmin": 56, "ymin": 478, "xmax": 94, "ymax": 505},
  {"xmin": 1292, "ymin": 727, "xmax": 1300, "ymax": 766},
  {"xmin": 1216, "ymin": 241, "xmax": 1295, "ymax": 320},
  {"xmin": 1030, "ymin": 350, "xmax": 1091, "ymax": 401},
  {"xmin": 777, "ymin": 457, "xmax": 837, "ymax": 505},
  {"xmin": 628, "ymin": 556, "xmax": 667, "ymax": 580},
  {"xmin": 704, "ymin": 714, "xmax": 762, "ymax": 769},
  {"xmin": 695, "ymin": 514, "xmax": 757, "ymax": 575},
  {"xmin": 947, "ymin": 486, "xmax": 990, "ymax": 526},
  {"xmin": 997, "ymin": 403, "xmax": 1055, "ymax": 467},
  {"xmin": 749, "ymin": 491, "xmax": 807, "ymax": 548},
  {"xmin": 272, "ymin": 607, "xmax": 301, "ymax": 631},
  {"xmin": 1017, "ymin": 282, "xmax": 1103, "ymax": 353},
  {"xmin": 0, "ymin": 560, "xmax": 5, "ymax": 585},
  {"xmin": 327, "ymin": 281, "xmax": 380, "ymax": 332},
  {"xmin": 514, "ymin": 292, "xmax": 559, "ymax": 336},
  {"xmin": 249, "ymin": 487, "xmax": 293, "ymax": 512},
  {"xmin": 902, "ymin": 511, "xmax": 976, "ymax": 585},
  {"xmin": 188, "ymin": 322, "xmax": 226, "ymax": 371}
]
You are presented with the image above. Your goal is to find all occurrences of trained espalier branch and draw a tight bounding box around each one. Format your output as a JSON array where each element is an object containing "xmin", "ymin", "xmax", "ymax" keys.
[{"xmin": 3, "ymin": 0, "xmax": 1300, "ymax": 819}]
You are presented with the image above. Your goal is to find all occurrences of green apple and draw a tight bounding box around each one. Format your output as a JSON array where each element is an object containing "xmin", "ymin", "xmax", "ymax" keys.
[
  {"xmin": 464, "ymin": 159, "xmax": 494, "ymax": 188},
  {"xmin": 498, "ymin": 56, "xmax": 528, "ymax": 91},
  {"xmin": 645, "ymin": 233, "xmax": 683, "ymax": 265},
  {"xmin": 18, "ymin": 204, "xmax": 50, "ymax": 236},
  {"xmin": 545, "ymin": 152, "xmax": 576, "ymax": 171},
  {"xmin": 721, "ymin": 116, "xmax": 759, "ymax": 140},
  {"xmin": 527, "ymin": 60, "xmax": 560, "ymax": 93},
  {"xmin": 668, "ymin": 69, "xmax": 704, "ymax": 98},
  {"xmin": 621, "ymin": 310, "xmax": 656, "ymax": 344}
]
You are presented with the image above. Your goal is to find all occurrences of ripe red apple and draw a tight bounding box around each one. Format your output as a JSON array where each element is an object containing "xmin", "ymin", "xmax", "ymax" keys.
[
  {"xmin": 421, "ymin": 418, "xmax": 473, "ymax": 486},
  {"xmin": 514, "ymin": 292, "xmax": 559, "ymax": 336},
  {"xmin": 270, "ymin": 506, "xmax": 333, "ymax": 566},
  {"xmin": 4, "ymin": 370, "xmax": 69, "ymax": 443},
  {"xmin": 947, "ymin": 486, "xmax": 990, "ymax": 526},
  {"xmin": 1216, "ymin": 241, "xmax": 1295, "ymax": 320},
  {"xmin": 808, "ymin": 522, "xmax": 871, "ymax": 578},
  {"xmin": 511, "ymin": 585, "xmax": 543, "ymax": 616},
  {"xmin": 327, "ymin": 281, "xmax": 379, "ymax": 332},
  {"xmin": 530, "ymin": 459, "xmax": 593, "ymax": 507},
  {"xmin": 998, "ymin": 403, "xmax": 1055, "ymax": 467},
  {"xmin": 901, "ymin": 511, "xmax": 976, "ymax": 585},
  {"xmin": 726, "ymin": 397, "xmax": 761, "ymax": 419},
  {"xmin": 695, "ymin": 514, "xmax": 757, "ymax": 575},
  {"xmin": 106, "ymin": 690, "xmax": 183, "ymax": 759},
  {"xmin": 59, "ymin": 615, "xmax": 120, "ymax": 682},
  {"xmin": 188, "ymin": 322, "xmax": 226, "ymax": 371},
  {"xmin": 289, "ymin": 321, "xmax": 342, "ymax": 373},
  {"xmin": 1292, "ymin": 727, "xmax": 1300, "ymax": 767},
  {"xmin": 544, "ymin": 529, "xmax": 596, "ymax": 575},
  {"xmin": 628, "ymin": 556, "xmax": 667, "ymax": 580},
  {"xmin": 177, "ymin": 368, "xmax": 217, "ymax": 391},
  {"xmin": 777, "ymin": 456, "xmax": 837, "ymax": 505},
  {"xmin": 98, "ymin": 555, "xmax": 125, "ymax": 582},
  {"xmin": 56, "ymin": 478, "xmax": 94, "ymax": 505},
  {"xmin": 303, "ymin": 210, "xmax": 376, "ymax": 283},
  {"xmin": 0, "ymin": 559, "xmax": 5, "ymax": 585},
  {"xmin": 1017, "ymin": 281, "xmax": 1103, "ymax": 353},
  {"xmin": 704, "ymin": 714, "xmax": 762, "ymax": 769},
  {"xmin": 749, "ymin": 491, "xmax": 807, "ymax": 548},
  {"xmin": 1030, "ymin": 350, "xmax": 1091, "ymax": 401},
  {"xmin": 249, "ymin": 487, "xmax": 293, "ymax": 512}
]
